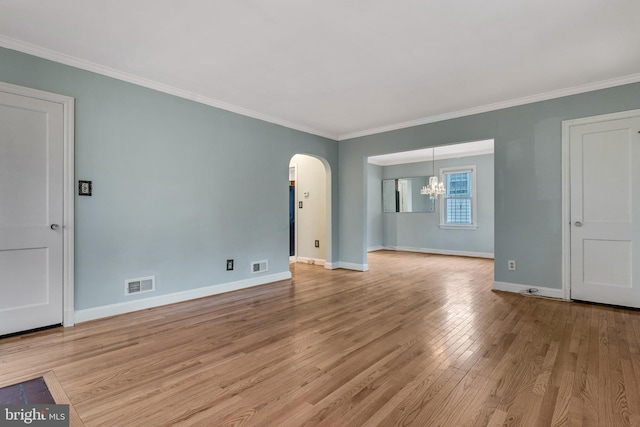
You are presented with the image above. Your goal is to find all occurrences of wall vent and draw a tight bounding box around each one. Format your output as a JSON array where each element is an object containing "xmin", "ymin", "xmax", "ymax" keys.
[
  {"xmin": 125, "ymin": 276, "xmax": 155, "ymax": 296},
  {"xmin": 251, "ymin": 260, "xmax": 268, "ymax": 274}
]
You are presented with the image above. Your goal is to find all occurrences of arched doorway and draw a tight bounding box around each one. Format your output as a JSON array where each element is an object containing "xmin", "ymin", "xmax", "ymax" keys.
[{"xmin": 289, "ymin": 154, "xmax": 332, "ymax": 267}]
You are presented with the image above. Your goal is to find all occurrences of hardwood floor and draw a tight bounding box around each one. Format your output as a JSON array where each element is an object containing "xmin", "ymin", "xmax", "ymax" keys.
[{"xmin": 1, "ymin": 251, "xmax": 640, "ymax": 426}]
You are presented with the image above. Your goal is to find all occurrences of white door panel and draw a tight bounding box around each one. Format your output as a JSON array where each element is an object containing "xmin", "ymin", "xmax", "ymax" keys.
[
  {"xmin": 570, "ymin": 115, "xmax": 640, "ymax": 307},
  {"xmin": 0, "ymin": 90, "xmax": 64, "ymax": 335},
  {"xmin": 581, "ymin": 129, "xmax": 631, "ymax": 223},
  {"xmin": 582, "ymin": 239, "xmax": 631, "ymax": 288}
]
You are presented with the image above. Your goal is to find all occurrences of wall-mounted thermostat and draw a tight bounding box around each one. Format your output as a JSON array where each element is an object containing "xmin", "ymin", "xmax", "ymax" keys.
[{"xmin": 78, "ymin": 180, "xmax": 92, "ymax": 196}]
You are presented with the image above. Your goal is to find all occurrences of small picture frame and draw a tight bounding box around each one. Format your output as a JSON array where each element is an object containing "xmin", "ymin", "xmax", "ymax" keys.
[{"xmin": 78, "ymin": 180, "xmax": 92, "ymax": 196}]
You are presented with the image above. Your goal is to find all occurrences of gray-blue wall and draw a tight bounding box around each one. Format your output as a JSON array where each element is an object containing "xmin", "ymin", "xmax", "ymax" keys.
[
  {"xmin": 0, "ymin": 47, "xmax": 338, "ymax": 310},
  {"xmin": 366, "ymin": 163, "xmax": 383, "ymax": 249},
  {"xmin": 3, "ymin": 45, "xmax": 640, "ymax": 301},
  {"xmin": 377, "ymin": 154, "xmax": 494, "ymax": 255},
  {"xmin": 341, "ymin": 83, "xmax": 640, "ymax": 288}
]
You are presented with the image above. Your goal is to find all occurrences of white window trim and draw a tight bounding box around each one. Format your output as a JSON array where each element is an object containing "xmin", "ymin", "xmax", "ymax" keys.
[{"xmin": 439, "ymin": 165, "xmax": 477, "ymax": 230}]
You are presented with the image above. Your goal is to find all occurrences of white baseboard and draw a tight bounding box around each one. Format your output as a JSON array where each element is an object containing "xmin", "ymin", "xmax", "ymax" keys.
[
  {"xmin": 383, "ymin": 245, "xmax": 494, "ymax": 259},
  {"xmin": 295, "ymin": 256, "xmax": 326, "ymax": 267},
  {"xmin": 332, "ymin": 262, "xmax": 369, "ymax": 272},
  {"xmin": 75, "ymin": 271, "xmax": 292, "ymax": 323},
  {"xmin": 367, "ymin": 245, "xmax": 385, "ymax": 252},
  {"xmin": 492, "ymin": 281, "xmax": 565, "ymax": 299}
]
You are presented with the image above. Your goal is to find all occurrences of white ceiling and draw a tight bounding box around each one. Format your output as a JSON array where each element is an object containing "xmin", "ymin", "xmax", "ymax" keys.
[
  {"xmin": 1, "ymin": 1, "xmax": 639, "ymax": 141},
  {"xmin": 368, "ymin": 139, "xmax": 494, "ymax": 166}
]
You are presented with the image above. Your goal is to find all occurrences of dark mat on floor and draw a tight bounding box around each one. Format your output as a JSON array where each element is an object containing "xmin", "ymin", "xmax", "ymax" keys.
[{"xmin": 0, "ymin": 376, "xmax": 55, "ymax": 404}]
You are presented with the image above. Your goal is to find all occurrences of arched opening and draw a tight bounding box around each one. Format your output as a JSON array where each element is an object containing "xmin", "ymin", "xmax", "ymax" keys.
[{"xmin": 289, "ymin": 154, "xmax": 332, "ymax": 267}]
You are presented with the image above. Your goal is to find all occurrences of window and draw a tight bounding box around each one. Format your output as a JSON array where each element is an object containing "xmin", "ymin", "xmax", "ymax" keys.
[{"xmin": 440, "ymin": 165, "xmax": 477, "ymax": 229}]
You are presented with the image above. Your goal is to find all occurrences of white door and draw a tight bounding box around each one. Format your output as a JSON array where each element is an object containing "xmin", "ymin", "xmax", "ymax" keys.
[
  {"xmin": 0, "ymin": 89, "xmax": 64, "ymax": 335},
  {"xmin": 569, "ymin": 113, "xmax": 640, "ymax": 307}
]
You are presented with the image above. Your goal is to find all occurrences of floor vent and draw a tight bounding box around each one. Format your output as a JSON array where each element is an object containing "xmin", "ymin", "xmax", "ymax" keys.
[
  {"xmin": 125, "ymin": 276, "xmax": 155, "ymax": 296},
  {"xmin": 251, "ymin": 260, "xmax": 268, "ymax": 274}
]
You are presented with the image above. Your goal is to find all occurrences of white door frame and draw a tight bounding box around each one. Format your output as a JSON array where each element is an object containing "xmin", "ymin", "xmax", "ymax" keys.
[
  {"xmin": 561, "ymin": 108, "xmax": 640, "ymax": 301},
  {"xmin": 0, "ymin": 81, "xmax": 75, "ymax": 327}
]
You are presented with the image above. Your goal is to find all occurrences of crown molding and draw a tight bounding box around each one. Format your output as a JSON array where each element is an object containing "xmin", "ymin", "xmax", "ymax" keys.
[
  {"xmin": 3, "ymin": 35, "xmax": 639, "ymax": 143},
  {"xmin": 0, "ymin": 35, "xmax": 338, "ymax": 141},
  {"xmin": 338, "ymin": 72, "xmax": 640, "ymax": 141}
]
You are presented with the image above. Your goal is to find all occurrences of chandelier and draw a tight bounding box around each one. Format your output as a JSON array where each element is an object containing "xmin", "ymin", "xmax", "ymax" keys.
[{"xmin": 420, "ymin": 147, "xmax": 445, "ymax": 200}]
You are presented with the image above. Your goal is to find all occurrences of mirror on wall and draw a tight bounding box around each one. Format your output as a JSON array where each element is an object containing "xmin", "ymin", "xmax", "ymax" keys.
[{"xmin": 382, "ymin": 177, "xmax": 435, "ymax": 213}]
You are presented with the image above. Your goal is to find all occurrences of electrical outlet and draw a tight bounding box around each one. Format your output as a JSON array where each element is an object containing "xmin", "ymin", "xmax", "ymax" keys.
[
  {"xmin": 508, "ymin": 260, "xmax": 516, "ymax": 271},
  {"xmin": 315, "ymin": 240, "xmax": 320, "ymax": 248},
  {"xmin": 226, "ymin": 259, "xmax": 234, "ymax": 271}
]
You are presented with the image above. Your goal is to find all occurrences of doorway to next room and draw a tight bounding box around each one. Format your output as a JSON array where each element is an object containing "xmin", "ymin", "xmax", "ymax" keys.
[{"xmin": 289, "ymin": 154, "xmax": 329, "ymax": 267}]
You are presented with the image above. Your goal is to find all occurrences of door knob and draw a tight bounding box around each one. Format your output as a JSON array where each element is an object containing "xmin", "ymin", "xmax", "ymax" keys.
[
  {"xmin": 50, "ymin": 224, "xmax": 60, "ymax": 230},
  {"xmin": 574, "ymin": 221, "xmax": 582, "ymax": 227}
]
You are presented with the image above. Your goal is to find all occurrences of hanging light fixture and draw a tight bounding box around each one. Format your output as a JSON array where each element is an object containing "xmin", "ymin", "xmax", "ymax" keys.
[{"xmin": 420, "ymin": 147, "xmax": 445, "ymax": 200}]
